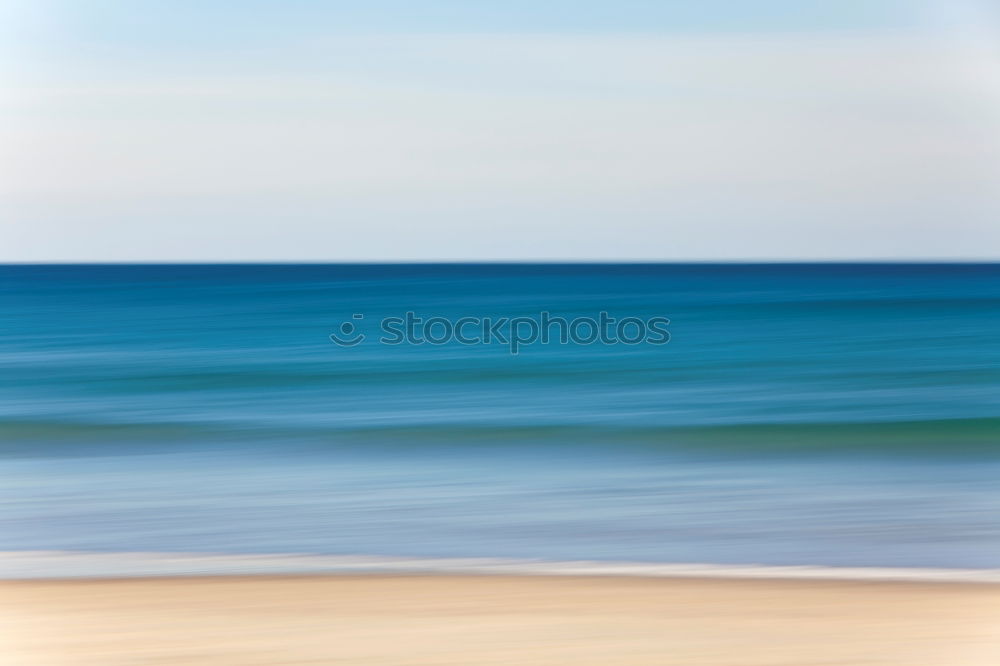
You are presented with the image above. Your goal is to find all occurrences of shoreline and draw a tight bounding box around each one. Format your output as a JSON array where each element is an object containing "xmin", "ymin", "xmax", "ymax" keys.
[
  {"xmin": 3, "ymin": 550, "xmax": 1000, "ymax": 583},
  {"xmin": 4, "ymin": 573, "xmax": 1000, "ymax": 665}
]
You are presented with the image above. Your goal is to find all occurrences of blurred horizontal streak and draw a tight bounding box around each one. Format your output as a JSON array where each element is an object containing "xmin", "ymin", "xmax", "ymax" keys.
[{"xmin": 2, "ymin": 550, "xmax": 1000, "ymax": 582}]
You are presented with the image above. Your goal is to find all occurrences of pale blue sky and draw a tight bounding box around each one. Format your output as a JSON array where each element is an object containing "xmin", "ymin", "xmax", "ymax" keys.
[{"xmin": 2, "ymin": 0, "xmax": 999, "ymax": 260}]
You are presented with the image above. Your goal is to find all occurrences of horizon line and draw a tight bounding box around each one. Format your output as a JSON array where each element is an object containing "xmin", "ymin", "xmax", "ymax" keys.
[{"xmin": 2, "ymin": 259, "xmax": 999, "ymax": 266}]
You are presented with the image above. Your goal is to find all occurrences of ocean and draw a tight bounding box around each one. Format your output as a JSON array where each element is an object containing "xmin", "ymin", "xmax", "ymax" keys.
[{"xmin": 1, "ymin": 263, "xmax": 998, "ymax": 578}]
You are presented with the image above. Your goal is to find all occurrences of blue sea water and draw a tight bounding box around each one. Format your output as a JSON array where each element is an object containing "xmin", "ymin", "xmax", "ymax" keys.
[{"xmin": 1, "ymin": 264, "xmax": 999, "ymax": 573}]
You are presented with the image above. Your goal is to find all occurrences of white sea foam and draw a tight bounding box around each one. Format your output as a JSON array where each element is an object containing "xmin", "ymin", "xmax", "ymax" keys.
[{"xmin": 2, "ymin": 551, "xmax": 999, "ymax": 583}]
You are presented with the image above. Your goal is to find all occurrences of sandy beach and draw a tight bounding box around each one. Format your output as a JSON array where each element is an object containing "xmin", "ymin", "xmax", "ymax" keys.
[{"xmin": 3, "ymin": 574, "xmax": 999, "ymax": 665}]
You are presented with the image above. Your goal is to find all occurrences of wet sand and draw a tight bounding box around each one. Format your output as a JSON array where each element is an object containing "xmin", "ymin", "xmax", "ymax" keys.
[{"xmin": 3, "ymin": 574, "xmax": 999, "ymax": 665}]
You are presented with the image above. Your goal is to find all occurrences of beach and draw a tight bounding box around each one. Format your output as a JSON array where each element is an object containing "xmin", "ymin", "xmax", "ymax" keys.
[
  {"xmin": 3, "ymin": 265, "xmax": 999, "ymax": 664},
  {"xmin": 3, "ymin": 574, "xmax": 999, "ymax": 665}
]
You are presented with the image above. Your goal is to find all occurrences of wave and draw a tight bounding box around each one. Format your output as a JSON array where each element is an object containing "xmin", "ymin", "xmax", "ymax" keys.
[
  {"xmin": 1, "ymin": 416, "xmax": 998, "ymax": 458},
  {"xmin": 2, "ymin": 550, "xmax": 998, "ymax": 582}
]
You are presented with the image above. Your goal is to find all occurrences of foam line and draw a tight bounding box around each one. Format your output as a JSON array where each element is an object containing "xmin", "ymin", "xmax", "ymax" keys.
[{"xmin": 2, "ymin": 551, "xmax": 999, "ymax": 583}]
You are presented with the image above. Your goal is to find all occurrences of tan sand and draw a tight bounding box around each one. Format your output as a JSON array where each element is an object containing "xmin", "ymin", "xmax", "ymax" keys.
[{"xmin": 2, "ymin": 574, "xmax": 999, "ymax": 665}]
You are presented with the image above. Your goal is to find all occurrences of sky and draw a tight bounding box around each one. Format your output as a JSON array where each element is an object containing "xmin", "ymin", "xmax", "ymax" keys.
[{"xmin": 2, "ymin": 0, "xmax": 999, "ymax": 261}]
